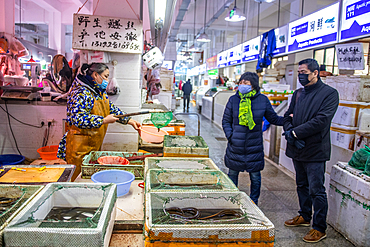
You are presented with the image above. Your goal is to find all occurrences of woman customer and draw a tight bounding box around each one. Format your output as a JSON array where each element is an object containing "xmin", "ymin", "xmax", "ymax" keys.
[
  {"xmin": 57, "ymin": 63, "xmax": 141, "ymax": 181},
  {"xmin": 222, "ymin": 72, "xmax": 283, "ymax": 205}
]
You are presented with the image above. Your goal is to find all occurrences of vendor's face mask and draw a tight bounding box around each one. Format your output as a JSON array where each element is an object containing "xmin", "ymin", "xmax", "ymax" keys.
[{"xmin": 98, "ymin": 74, "xmax": 109, "ymax": 90}]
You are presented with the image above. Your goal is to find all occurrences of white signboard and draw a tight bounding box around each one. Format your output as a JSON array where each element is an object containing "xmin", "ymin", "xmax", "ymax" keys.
[
  {"xmin": 72, "ymin": 14, "xmax": 142, "ymax": 54},
  {"xmin": 288, "ymin": 3, "xmax": 339, "ymax": 53},
  {"xmin": 273, "ymin": 25, "xmax": 288, "ymax": 56},
  {"xmin": 341, "ymin": 0, "xmax": 370, "ymax": 41},
  {"xmin": 162, "ymin": 61, "xmax": 173, "ymax": 70},
  {"xmin": 217, "ymin": 51, "xmax": 228, "ymax": 68},
  {"xmin": 242, "ymin": 36, "xmax": 261, "ymax": 63},
  {"xmin": 336, "ymin": 43, "xmax": 365, "ymax": 70},
  {"xmin": 227, "ymin": 44, "xmax": 242, "ymax": 66}
]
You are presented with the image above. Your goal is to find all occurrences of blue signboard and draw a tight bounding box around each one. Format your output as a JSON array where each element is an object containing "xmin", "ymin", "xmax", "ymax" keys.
[
  {"xmin": 341, "ymin": 0, "xmax": 370, "ymax": 41},
  {"xmin": 227, "ymin": 44, "xmax": 242, "ymax": 66},
  {"xmin": 273, "ymin": 25, "xmax": 288, "ymax": 56},
  {"xmin": 288, "ymin": 3, "xmax": 339, "ymax": 53},
  {"xmin": 217, "ymin": 51, "xmax": 228, "ymax": 68},
  {"xmin": 241, "ymin": 36, "xmax": 261, "ymax": 63}
]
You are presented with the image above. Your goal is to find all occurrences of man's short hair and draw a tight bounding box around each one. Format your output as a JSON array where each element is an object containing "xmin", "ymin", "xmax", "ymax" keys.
[
  {"xmin": 299, "ymin": 58, "xmax": 320, "ymax": 74},
  {"xmin": 239, "ymin": 72, "xmax": 260, "ymax": 92}
]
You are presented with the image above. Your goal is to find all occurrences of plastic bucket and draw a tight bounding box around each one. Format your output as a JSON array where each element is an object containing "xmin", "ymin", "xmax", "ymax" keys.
[
  {"xmin": 91, "ymin": 170, "xmax": 135, "ymax": 197},
  {"xmin": 37, "ymin": 145, "xmax": 58, "ymax": 160},
  {"xmin": 139, "ymin": 126, "xmax": 168, "ymax": 144},
  {"xmin": 0, "ymin": 154, "xmax": 25, "ymax": 166}
]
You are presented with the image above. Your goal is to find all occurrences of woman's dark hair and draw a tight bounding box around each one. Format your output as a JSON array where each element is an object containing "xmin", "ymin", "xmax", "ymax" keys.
[
  {"xmin": 81, "ymin": 63, "xmax": 109, "ymax": 76},
  {"xmin": 239, "ymin": 72, "xmax": 260, "ymax": 92}
]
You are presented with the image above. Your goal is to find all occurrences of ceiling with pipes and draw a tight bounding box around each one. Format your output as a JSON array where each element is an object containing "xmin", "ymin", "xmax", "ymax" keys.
[{"xmin": 164, "ymin": 0, "xmax": 338, "ymax": 68}]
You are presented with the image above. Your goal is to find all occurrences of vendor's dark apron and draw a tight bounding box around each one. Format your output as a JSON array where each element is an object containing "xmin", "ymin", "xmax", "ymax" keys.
[{"xmin": 66, "ymin": 94, "xmax": 109, "ymax": 181}]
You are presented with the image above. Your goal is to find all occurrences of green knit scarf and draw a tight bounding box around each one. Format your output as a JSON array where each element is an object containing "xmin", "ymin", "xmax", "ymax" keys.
[{"xmin": 238, "ymin": 90, "xmax": 257, "ymax": 130}]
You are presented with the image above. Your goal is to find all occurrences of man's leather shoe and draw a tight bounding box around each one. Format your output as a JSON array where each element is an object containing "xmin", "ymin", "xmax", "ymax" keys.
[
  {"xmin": 284, "ymin": 215, "xmax": 310, "ymax": 227},
  {"xmin": 303, "ymin": 229, "xmax": 326, "ymax": 243}
]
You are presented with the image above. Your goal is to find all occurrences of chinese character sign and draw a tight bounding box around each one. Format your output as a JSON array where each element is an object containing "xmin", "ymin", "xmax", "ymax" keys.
[
  {"xmin": 288, "ymin": 3, "xmax": 339, "ymax": 52},
  {"xmin": 341, "ymin": 0, "xmax": 370, "ymax": 41},
  {"xmin": 73, "ymin": 14, "xmax": 142, "ymax": 54},
  {"xmin": 336, "ymin": 43, "xmax": 365, "ymax": 70}
]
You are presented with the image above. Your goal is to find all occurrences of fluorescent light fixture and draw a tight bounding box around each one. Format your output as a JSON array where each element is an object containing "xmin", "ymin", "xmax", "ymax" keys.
[
  {"xmin": 197, "ymin": 33, "xmax": 211, "ymax": 42},
  {"xmin": 225, "ymin": 6, "xmax": 246, "ymax": 22},
  {"xmin": 188, "ymin": 44, "xmax": 197, "ymax": 51},
  {"xmin": 155, "ymin": 0, "xmax": 166, "ymax": 28},
  {"xmin": 255, "ymin": 0, "xmax": 275, "ymax": 2}
]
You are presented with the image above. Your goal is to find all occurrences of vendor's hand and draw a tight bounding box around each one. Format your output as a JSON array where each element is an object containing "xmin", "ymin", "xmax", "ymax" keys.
[
  {"xmin": 103, "ymin": 114, "xmax": 118, "ymax": 124},
  {"xmin": 128, "ymin": 119, "xmax": 141, "ymax": 131}
]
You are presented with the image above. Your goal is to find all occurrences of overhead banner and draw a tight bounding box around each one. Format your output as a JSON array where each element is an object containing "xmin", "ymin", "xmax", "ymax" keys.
[
  {"xmin": 199, "ymin": 64, "xmax": 207, "ymax": 74},
  {"xmin": 227, "ymin": 44, "xmax": 242, "ymax": 66},
  {"xmin": 242, "ymin": 36, "xmax": 261, "ymax": 63},
  {"xmin": 206, "ymin": 55, "xmax": 217, "ymax": 70},
  {"xmin": 336, "ymin": 43, "xmax": 365, "ymax": 70},
  {"xmin": 273, "ymin": 25, "xmax": 288, "ymax": 56},
  {"xmin": 72, "ymin": 14, "xmax": 143, "ymax": 53},
  {"xmin": 217, "ymin": 51, "xmax": 228, "ymax": 68},
  {"xmin": 288, "ymin": 3, "xmax": 339, "ymax": 53},
  {"xmin": 341, "ymin": 0, "xmax": 370, "ymax": 41}
]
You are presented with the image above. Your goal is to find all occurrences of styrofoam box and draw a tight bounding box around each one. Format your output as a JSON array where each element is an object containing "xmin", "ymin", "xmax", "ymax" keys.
[
  {"xmin": 358, "ymin": 111, "xmax": 370, "ymax": 131},
  {"xmin": 328, "ymin": 164, "xmax": 370, "ymax": 247},
  {"xmin": 330, "ymin": 123, "xmax": 358, "ymax": 150},
  {"xmin": 4, "ymin": 183, "xmax": 117, "ymax": 247},
  {"xmin": 354, "ymin": 131, "xmax": 370, "ymax": 151},
  {"xmin": 326, "ymin": 75, "xmax": 370, "ymax": 102},
  {"xmin": 144, "ymin": 157, "xmax": 220, "ymax": 175},
  {"xmin": 332, "ymin": 101, "xmax": 370, "ymax": 127}
]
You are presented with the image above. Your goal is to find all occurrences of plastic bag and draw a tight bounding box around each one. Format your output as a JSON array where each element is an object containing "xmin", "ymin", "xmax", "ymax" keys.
[
  {"xmin": 106, "ymin": 61, "xmax": 120, "ymax": 95},
  {"xmin": 348, "ymin": 145, "xmax": 370, "ymax": 171}
]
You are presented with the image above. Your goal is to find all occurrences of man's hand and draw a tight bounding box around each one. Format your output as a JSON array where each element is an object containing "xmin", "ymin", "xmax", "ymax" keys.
[{"xmin": 283, "ymin": 130, "xmax": 305, "ymax": 149}]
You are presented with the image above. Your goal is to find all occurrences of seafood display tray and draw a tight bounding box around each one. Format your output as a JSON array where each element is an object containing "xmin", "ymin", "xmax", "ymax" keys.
[{"xmin": 163, "ymin": 135, "xmax": 209, "ymax": 157}]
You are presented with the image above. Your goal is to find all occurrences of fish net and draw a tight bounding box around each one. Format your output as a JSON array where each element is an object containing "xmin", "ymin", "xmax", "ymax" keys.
[
  {"xmin": 4, "ymin": 183, "xmax": 117, "ymax": 247},
  {"xmin": 145, "ymin": 169, "xmax": 238, "ymax": 193},
  {"xmin": 349, "ymin": 145, "xmax": 370, "ymax": 175},
  {"xmin": 150, "ymin": 112, "xmax": 173, "ymax": 129},
  {"xmin": 145, "ymin": 191, "xmax": 275, "ymax": 244}
]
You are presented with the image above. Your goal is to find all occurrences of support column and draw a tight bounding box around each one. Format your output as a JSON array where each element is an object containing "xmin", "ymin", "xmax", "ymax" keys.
[
  {"xmin": 48, "ymin": 11, "xmax": 62, "ymax": 53},
  {"xmin": 0, "ymin": 0, "xmax": 15, "ymax": 36}
]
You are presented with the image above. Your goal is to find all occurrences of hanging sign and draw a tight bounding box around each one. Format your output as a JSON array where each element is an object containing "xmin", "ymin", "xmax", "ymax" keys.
[
  {"xmin": 273, "ymin": 25, "xmax": 288, "ymax": 56},
  {"xmin": 199, "ymin": 63, "xmax": 207, "ymax": 74},
  {"xmin": 288, "ymin": 3, "xmax": 339, "ymax": 53},
  {"xmin": 206, "ymin": 55, "xmax": 217, "ymax": 70},
  {"xmin": 336, "ymin": 43, "xmax": 365, "ymax": 70},
  {"xmin": 227, "ymin": 44, "xmax": 242, "ymax": 66},
  {"xmin": 341, "ymin": 0, "xmax": 370, "ymax": 41},
  {"xmin": 242, "ymin": 36, "xmax": 261, "ymax": 62},
  {"xmin": 162, "ymin": 61, "xmax": 173, "ymax": 70},
  {"xmin": 217, "ymin": 51, "xmax": 228, "ymax": 68},
  {"xmin": 72, "ymin": 14, "xmax": 143, "ymax": 54}
]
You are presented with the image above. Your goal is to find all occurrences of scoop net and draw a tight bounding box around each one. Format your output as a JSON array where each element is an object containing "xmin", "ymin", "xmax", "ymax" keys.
[{"xmin": 150, "ymin": 112, "xmax": 173, "ymax": 129}]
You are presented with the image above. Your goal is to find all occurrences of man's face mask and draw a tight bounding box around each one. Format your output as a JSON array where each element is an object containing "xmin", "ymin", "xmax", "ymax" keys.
[{"xmin": 298, "ymin": 71, "xmax": 316, "ymax": 86}]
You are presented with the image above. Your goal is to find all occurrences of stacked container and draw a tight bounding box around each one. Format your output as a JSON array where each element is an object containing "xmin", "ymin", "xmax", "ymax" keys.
[
  {"xmin": 144, "ymin": 157, "xmax": 275, "ymax": 246},
  {"xmin": 163, "ymin": 135, "xmax": 209, "ymax": 157}
]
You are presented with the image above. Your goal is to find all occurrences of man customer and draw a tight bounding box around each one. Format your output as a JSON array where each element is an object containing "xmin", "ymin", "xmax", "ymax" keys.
[
  {"xmin": 283, "ymin": 58, "xmax": 339, "ymax": 243},
  {"xmin": 182, "ymin": 79, "xmax": 192, "ymax": 112}
]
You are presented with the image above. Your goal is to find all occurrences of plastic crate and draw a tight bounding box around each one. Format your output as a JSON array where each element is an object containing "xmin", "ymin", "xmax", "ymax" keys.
[
  {"xmin": 82, "ymin": 151, "xmax": 154, "ymax": 179},
  {"xmin": 145, "ymin": 169, "xmax": 238, "ymax": 193},
  {"xmin": 144, "ymin": 157, "xmax": 220, "ymax": 175},
  {"xmin": 4, "ymin": 183, "xmax": 117, "ymax": 247},
  {"xmin": 142, "ymin": 119, "xmax": 185, "ymax": 136},
  {"xmin": 163, "ymin": 135, "xmax": 209, "ymax": 157},
  {"xmin": 145, "ymin": 191, "xmax": 274, "ymax": 246},
  {"xmin": 0, "ymin": 185, "xmax": 44, "ymax": 246}
]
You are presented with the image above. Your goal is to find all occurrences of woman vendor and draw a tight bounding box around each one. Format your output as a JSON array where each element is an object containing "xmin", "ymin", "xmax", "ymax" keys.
[{"xmin": 57, "ymin": 63, "xmax": 141, "ymax": 181}]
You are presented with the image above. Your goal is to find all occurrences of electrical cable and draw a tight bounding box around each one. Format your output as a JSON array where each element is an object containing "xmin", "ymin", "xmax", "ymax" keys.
[
  {"xmin": 77, "ymin": 0, "xmax": 89, "ymax": 14},
  {"xmin": 0, "ymin": 104, "xmax": 44, "ymax": 128},
  {"xmin": 4, "ymin": 101, "xmax": 22, "ymax": 156},
  {"xmin": 125, "ymin": 0, "xmax": 141, "ymax": 21},
  {"xmin": 93, "ymin": 0, "xmax": 100, "ymax": 15}
]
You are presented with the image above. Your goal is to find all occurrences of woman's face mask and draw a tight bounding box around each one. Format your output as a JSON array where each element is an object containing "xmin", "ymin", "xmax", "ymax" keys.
[
  {"xmin": 97, "ymin": 73, "xmax": 109, "ymax": 90},
  {"xmin": 239, "ymin": 84, "xmax": 252, "ymax": 94}
]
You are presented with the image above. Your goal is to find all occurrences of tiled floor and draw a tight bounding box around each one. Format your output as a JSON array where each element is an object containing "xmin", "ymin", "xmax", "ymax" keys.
[{"xmin": 173, "ymin": 101, "xmax": 354, "ymax": 247}]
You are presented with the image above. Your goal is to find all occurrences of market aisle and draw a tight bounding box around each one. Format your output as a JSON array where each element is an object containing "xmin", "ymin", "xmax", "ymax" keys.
[{"xmin": 173, "ymin": 101, "xmax": 354, "ymax": 247}]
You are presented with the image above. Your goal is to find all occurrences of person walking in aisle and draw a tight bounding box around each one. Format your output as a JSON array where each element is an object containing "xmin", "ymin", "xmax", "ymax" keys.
[
  {"xmin": 283, "ymin": 58, "xmax": 339, "ymax": 243},
  {"xmin": 222, "ymin": 72, "xmax": 283, "ymax": 205},
  {"xmin": 182, "ymin": 79, "xmax": 192, "ymax": 112}
]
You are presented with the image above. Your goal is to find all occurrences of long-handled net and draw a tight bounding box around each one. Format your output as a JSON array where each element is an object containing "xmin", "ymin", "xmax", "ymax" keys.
[{"xmin": 150, "ymin": 112, "xmax": 173, "ymax": 129}]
